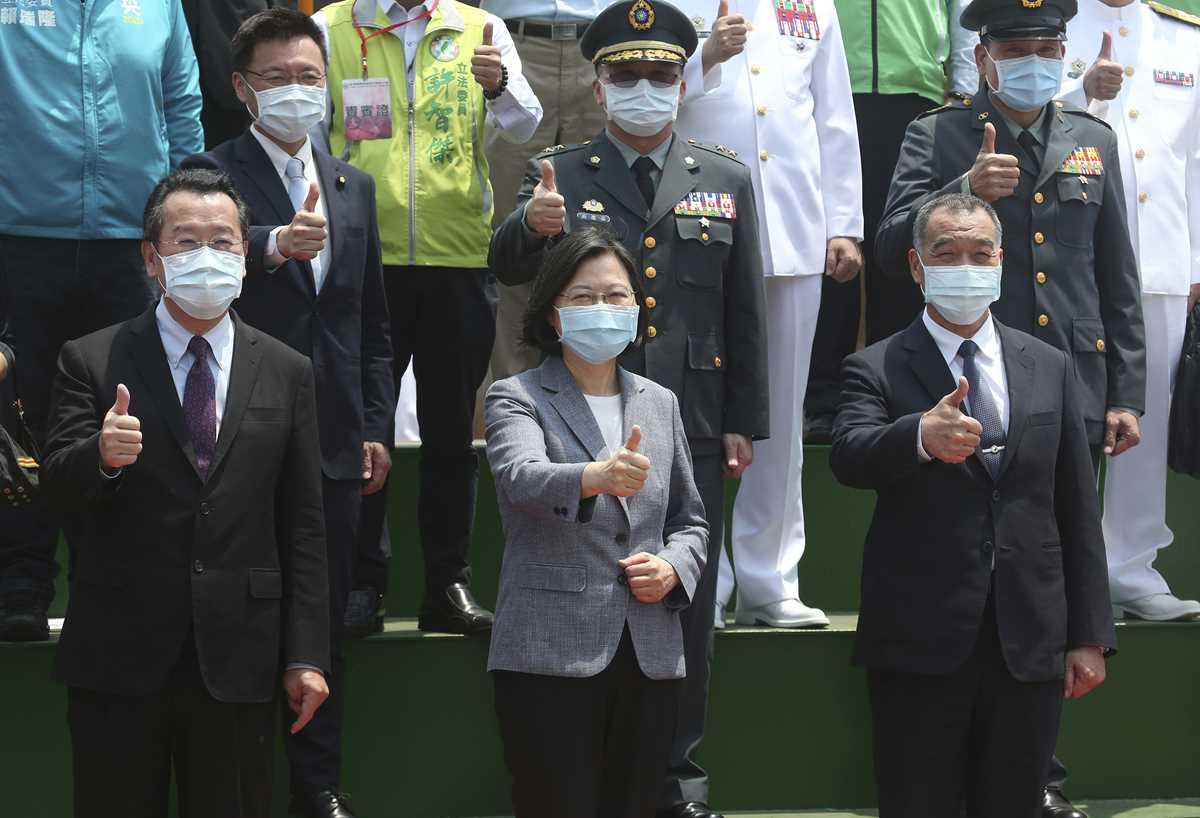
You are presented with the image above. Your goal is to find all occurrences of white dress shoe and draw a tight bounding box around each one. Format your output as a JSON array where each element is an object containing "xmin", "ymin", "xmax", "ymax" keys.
[
  {"xmin": 713, "ymin": 601, "xmax": 726, "ymax": 630},
  {"xmin": 1113, "ymin": 593, "xmax": 1200, "ymax": 622},
  {"xmin": 734, "ymin": 598, "xmax": 830, "ymax": 628}
]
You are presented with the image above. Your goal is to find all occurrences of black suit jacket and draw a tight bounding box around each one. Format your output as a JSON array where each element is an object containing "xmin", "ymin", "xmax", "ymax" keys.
[
  {"xmin": 875, "ymin": 94, "xmax": 1145, "ymax": 445},
  {"xmin": 488, "ymin": 131, "xmax": 769, "ymax": 446},
  {"xmin": 183, "ymin": 132, "xmax": 393, "ymax": 481},
  {"xmin": 830, "ymin": 316, "xmax": 1116, "ymax": 683},
  {"xmin": 43, "ymin": 308, "xmax": 330, "ymax": 703}
]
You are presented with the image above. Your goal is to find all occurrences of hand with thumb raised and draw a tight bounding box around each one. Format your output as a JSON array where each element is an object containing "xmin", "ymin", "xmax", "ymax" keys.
[
  {"xmin": 279, "ymin": 181, "xmax": 327, "ymax": 262},
  {"xmin": 920, "ymin": 377, "xmax": 983, "ymax": 464},
  {"xmin": 1083, "ymin": 30, "xmax": 1124, "ymax": 103},
  {"xmin": 967, "ymin": 122, "xmax": 1020, "ymax": 203},
  {"xmin": 703, "ymin": 0, "xmax": 747, "ymax": 73},
  {"xmin": 582, "ymin": 424, "xmax": 651, "ymax": 498},
  {"xmin": 100, "ymin": 383, "xmax": 143, "ymax": 473},
  {"xmin": 472, "ymin": 19, "xmax": 503, "ymax": 91},
  {"xmin": 524, "ymin": 159, "xmax": 566, "ymax": 237}
]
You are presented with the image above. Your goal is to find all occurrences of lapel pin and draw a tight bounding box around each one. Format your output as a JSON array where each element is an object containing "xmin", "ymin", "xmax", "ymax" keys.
[{"xmin": 336, "ymin": 175, "xmax": 347, "ymax": 189}]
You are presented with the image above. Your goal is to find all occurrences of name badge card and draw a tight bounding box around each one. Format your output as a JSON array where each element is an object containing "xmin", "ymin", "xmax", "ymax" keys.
[{"xmin": 342, "ymin": 78, "xmax": 393, "ymax": 141}]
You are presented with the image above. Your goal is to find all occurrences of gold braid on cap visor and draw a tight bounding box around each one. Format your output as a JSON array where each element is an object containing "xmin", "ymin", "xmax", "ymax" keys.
[{"xmin": 594, "ymin": 41, "xmax": 687, "ymax": 64}]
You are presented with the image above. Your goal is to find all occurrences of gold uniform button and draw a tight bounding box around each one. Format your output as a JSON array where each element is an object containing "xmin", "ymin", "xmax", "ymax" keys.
[
  {"xmin": 714, "ymin": 356, "xmax": 723, "ymax": 369},
  {"xmin": 647, "ymin": 325, "xmax": 657, "ymax": 338},
  {"xmin": 1124, "ymin": 65, "xmax": 1135, "ymax": 77},
  {"xmin": 756, "ymin": 105, "xmax": 767, "ymax": 115},
  {"xmin": 1034, "ymin": 192, "xmax": 1045, "ymax": 204},
  {"xmin": 644, "ymin": 236, "xmax": 656, "ymax": 249},
  {"xmin": 644, "ymin": 266, "xmax": 657, "ymax": 279},
  {"xmin": 1135, "ymin": 148, "xmax": 1145, "ymax": 160},
  {"xmin": 1119, "ymin": 24, "xmax": 1129, "ymax": 36},
  {"xmin": 644, "ymin": 296, "xmax": 657, "ymax": 309},
  {"xmin": 1096, "ymin": 339, "xmax": 1107, "ymax": 352},
  {"xmin": 701, "ymin": 232, "xmax": 710, "ymax": 241},
  {"xmin": 759, "ymin": 149, "xmax": 770, "ymax": 161},
  {"xmin": 750, "ymin": 64, "xmax": 761, "ymax": 74},
  {"xmin": 1034, "ymin": 231, "xmax": 1045, "ymax": 244},
  {"xmin": 1038, "ymin": 313, "xmax": 1050, "ymax": 327},
  {"xmin": 1138, "ymin": 191, "xmax": 1149, "ymax": 203},
  {"xmin": 1036, "ymin": 271, "xmax": 1047, "ymax": 285},
  {"xmin": 1130, "ymin": 108, "xmax": 1139, "ymax": 119}
]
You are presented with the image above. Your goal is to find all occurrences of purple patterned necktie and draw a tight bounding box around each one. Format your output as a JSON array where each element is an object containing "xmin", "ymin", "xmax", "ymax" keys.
[{"xmin": 183, "ymin": 335, "xmax": 217, "ymax": 479}]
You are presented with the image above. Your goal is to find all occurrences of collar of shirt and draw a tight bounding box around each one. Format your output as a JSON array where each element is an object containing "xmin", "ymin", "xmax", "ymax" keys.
[
  {"xmin": 921, "ymin": 307, "xmax": 1001, "ymax": 370},
  {"xmin": 249, "ymin": 125, "xmax": 315, "ymax": 183},
  {"xmin": 155, "ymin": 298, "xmax": 235, "ymax": 376},
  {"xmin": 607, "ymin": 130, "xmax": 674, "ymax": 171},
  {"xmin": 379, "ymin": 0, "xmax": 438, "ymax": 24},
  {"xmin": 992, "ymin": 98, "xmax": 1049, "ymax": 147}
]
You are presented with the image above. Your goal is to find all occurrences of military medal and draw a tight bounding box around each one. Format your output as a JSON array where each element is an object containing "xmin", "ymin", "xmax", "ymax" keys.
[
  {"xmin": 1060, "ymin": 146, "xmax": 1104, "ymax": 176},
  {"xmin": 1068, "ymin": 58, "xmax": 1086, "ymax": 79},
  {"xmin": 692, "ymin": 15, "xmax": 709, "ymax": 34},
  {"xmin": 673, "ymin": 192, "xmax": 737, "ymax": 219},
  {"xmin": 774, "ymin": 0, "xmax": 820, "ymax": 40},
  {"xmin": 1154, "ymin": 69, "xmax": 1195, "ymax": 87},
  {"xmin": 577, "ymin": 199, "xmax": 611, "ymax": 223}
]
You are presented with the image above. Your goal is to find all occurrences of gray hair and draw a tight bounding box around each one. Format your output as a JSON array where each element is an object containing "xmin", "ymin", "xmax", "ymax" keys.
[
  {"xmin": 143, "ymin": 168, "xmax": 249, "ymax": 245},
  {"xmin": 912, "ymin": 192, "xmax": 1002, "ymax": 254}
]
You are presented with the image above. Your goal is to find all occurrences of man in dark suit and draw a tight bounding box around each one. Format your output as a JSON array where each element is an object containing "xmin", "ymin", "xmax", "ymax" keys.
[
  {"xmin": 489, "ymin": 4, "xmax": 768, "ymax": 815},
  {"xmin": 42, "ymin": 168, "xmax": 330, "ymax": 818},
  {"xmin": 181, "ymin": 10, "xmax": 393, "ymax": 818},
  {"xmin": 831, "ymin": 192, "xmax": 1116, "ymax": 818}
]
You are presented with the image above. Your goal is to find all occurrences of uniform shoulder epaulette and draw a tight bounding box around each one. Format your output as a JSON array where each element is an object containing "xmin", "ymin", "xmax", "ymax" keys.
[
  {"xmin": 1147, "ymin": 1, "xmax": 1200, "ymax": 28},
  {"xmin": 684, "ymin": 138, "xmax": 740, "ymax": 160},
  {"xmin": 1054, "ymin": 99, "xmax": 1114, "ymax": 130},
  {"xmin": 915, "ymin": 98, "xmax": 971, "ymax": 120}
]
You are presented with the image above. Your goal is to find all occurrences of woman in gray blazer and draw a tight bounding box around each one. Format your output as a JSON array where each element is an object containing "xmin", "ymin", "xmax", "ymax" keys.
[{"xmin": 484, "ymin": 228, "xmax": 709, "ymax": 818}]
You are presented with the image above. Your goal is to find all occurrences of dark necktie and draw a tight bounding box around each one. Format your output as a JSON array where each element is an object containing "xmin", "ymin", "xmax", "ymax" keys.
[
  {"xmin": 958, "ymin": 340, "xmax": 1006, "ymax": 478},
  {"xmin": 1017, "ymin": 129, "xmax": 1040, "ymax": 175},
  {"xmin": 183, "ymin": 335, "xmax": 217, "ymax": 479},
  {"xmin": 633, "ymin": 156, "xmax": 656, "ymax": 210}
]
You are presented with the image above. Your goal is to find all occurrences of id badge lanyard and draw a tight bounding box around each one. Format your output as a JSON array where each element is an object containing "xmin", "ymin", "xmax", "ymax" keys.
[{"xmin": 354, "ymin": 0, "xmax": 440, "ymax": 79}]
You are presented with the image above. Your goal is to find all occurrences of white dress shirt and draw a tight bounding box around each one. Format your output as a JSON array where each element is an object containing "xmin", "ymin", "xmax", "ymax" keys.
[
  {"xmin": 156, "ymin": 298, "xmax": 235, "ymax": 438},
  {"xmin": 313, "ymin": 0, "xmax": 543, "ymax": 144},
  {"xmin": 1058, "ymin": 0, "xmax": 1200, "ymax": 295},
  {"xmin": 254, "ymin": 128, "xmax": 332, "ymax": 292},
  {"xmin": 917, "ymin": 308, "xmax": 1010, "ymax": 462},
  {"xmin": 676, "ymin": 0, "xmax": 864, "ymax": 276},
  {"xmin": 583, "ymin": 393, "xmax": 624, "ymax": 458}
]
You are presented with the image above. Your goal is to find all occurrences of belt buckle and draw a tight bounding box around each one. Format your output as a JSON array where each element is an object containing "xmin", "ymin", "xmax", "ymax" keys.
[{"xmin": 551, "ymin": 23, "xmax": 576, "ymax": 40}]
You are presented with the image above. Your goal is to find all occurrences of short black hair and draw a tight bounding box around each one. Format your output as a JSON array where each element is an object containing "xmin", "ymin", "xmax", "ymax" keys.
[
  {"xmin": 143, "ymin": 169, "xmax": 250, "ymax": 244},
  {"xmin": 522, "ymin": 228, "xmax": 649, "ymax": 356},
  {"xmin": 912, "ymin": 192, "xmax": 1002, "ymax": 254},
  {"xmin": 231, "ymin": 8, "xmax": 328, "ymax": 75}
]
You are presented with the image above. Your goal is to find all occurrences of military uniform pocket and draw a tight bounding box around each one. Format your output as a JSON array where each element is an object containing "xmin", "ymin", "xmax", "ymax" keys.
[
  {"xmin": 675, "ymin": 217, "xmax": 731, "ymax": 289},
  {"xmin": 1055, "ymin": 174, "xmax": 1104, "ymax": 248}
]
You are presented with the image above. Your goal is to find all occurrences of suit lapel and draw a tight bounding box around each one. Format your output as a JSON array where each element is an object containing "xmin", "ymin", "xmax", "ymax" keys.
[
  {"xmin": 1035, "ymin": 103, "xmax": 1076, "ymax": 193},
  {"xmin": 312, "ymin": 150, "xmax": 341, "ymax": 295},
  {"xmin": 128, "ymin": 307, "xmax": 203, "ymax": 480},
  {"xmin": 207, "ymin": 313, "xmax": 263, "ymax": 479},
  {"xmin": 235, "ymin": 131, "xmax": 295, "ymax": 225},
  {"xmin": 996, "ymin": 323, "xmax": 1035, "ymax": 479},
  {"xmin": 586, "ymin": 131, "xmax": 653, "ymax": 220},
  {"xmin": 647, "ymin": 136, "xmax": 701, "ymax": 229}
]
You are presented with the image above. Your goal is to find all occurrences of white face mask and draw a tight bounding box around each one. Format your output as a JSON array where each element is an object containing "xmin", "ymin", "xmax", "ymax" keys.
[
  {"xmin": 244, "ymin": 80, "xmax": 326, "ymax": 143},
  {"xmin": 919, "ymin": 255, "xmax": 1003, "ymax": 326},
  {"xmin": 158, "ymin": 246, "xmax": 245, "ymax": 320},
  {"xmin": 602, "ymin": 78, "xmax": 680, "ymax": 137}
]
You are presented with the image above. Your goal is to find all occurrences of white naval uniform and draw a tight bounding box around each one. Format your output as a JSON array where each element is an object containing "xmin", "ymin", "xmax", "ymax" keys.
[
  {"xmin": 676, "ymin": 0, "xmax": 863, "ymax": 609},
  {"xmin": 1059, "ymin": 0, "xmax": 1200, "ymax": 603}
]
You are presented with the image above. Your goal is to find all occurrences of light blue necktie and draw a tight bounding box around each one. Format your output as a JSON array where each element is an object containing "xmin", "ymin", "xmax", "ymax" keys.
[{"xmin": 285, "ymin": 157, "xmax": 307, "ymax": 213}]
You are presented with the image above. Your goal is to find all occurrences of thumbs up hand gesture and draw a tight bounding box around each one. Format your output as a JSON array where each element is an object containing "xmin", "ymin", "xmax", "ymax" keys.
[
  {"xmin": 100, "ymin": 383, "xmax": 143, "ymax": 473},
  {"xmin": 278, "ymin": 183, "xmax": 327, "ymax": 262},
  {"xmin": 967, "ymin": 122, "xmax": 1020, "ymax": 203},
  {"xmin": 920, "ymin": 378, "xmax": 983, "ymax": 464},
  {"xmin": 472, "ymin": 21, "xmax": 504, "ymax": 91},
  {"xmin": 1083, "ymin": 31, "xmax": 1124, "ymax": 103},
  {"xmin": 702, "ymin": 0, "xmax": 748, "ymax": 74},
  {"xmin": 582, "ymin": 425, "xmax": 652, "ymax": 498},
  {"xmin": 524, "ymin": 159, "xmax": 567, "ymax": 237}
]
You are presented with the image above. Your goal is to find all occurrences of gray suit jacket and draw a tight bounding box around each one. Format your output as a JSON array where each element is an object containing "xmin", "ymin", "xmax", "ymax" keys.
[{"xmin": 484, "ymin": 357, "xmax": 708, "ymax": 680}]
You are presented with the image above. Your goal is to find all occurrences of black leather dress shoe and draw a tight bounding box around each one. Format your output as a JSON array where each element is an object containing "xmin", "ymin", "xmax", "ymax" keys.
[
  {"xmin": 0, "ymin": 591, "xmax": 50, "ymax": 642},
  {"xmin": 290, "ymin": 789, "xmax": 356, "ymax": 818},
  {"xmin": 417, "ymin": 583, "xmax": 493, "ymax": 635},
  {"xmin": 1043, "ymin": 787, "xmax": 1088, "ymax": 818},
  {"xmin": 343, "ymin": 587, "xmax": 384, "ymax": 639},
  {"xmin": 657, "ymin": 802, "xmax": 725, "ymax": 818}
]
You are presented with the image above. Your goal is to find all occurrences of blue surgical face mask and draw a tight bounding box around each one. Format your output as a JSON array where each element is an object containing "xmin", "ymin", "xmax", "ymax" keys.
[
  {"xmin": 987, "ymin": 51, "xmax": 1064, "ymax": 112},
  {"xmin": 919, "ymin": 255, "xmax": 1002, "ymax": 326},
  {"xmin": 557, "ymin": 304, "xmax": 640, "ymax": 364}
]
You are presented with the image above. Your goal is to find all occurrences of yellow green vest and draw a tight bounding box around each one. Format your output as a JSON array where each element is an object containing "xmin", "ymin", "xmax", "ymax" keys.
[{"xmin": 325, "ymin": 0, "xmax": 493, "ymax": 267}]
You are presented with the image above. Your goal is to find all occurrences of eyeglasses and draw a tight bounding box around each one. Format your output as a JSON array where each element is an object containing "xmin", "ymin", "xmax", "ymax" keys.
[
  {"xmin": 158, "ymin": 239, "xmax": 246, "ymax": 255},
  {"xmin": 243, "ymin": 69, "xmax": 327, "ymax": 88},
  {"xmin": 600, "ymin": 72, "xmax": 682, "ymax": 90},
  {"xmin": 556, "ymin": 288, "xmax": 636, "ymax": 307}
]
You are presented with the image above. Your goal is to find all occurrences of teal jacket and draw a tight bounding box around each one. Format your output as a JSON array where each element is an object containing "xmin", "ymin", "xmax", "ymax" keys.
[{"xmin": 0, "ymin": 0, "xmax": 203, "ymax": 239}]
